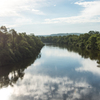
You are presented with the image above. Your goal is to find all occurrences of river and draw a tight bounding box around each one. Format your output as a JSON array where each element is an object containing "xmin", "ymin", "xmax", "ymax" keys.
[{"xmin": 0, "ymin": 44, "xmax": 100, "ymax": 100}]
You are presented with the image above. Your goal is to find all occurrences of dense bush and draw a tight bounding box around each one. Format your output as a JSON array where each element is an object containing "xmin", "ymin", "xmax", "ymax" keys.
[
  {"xmin": 39, "ymin": 31, "xmax": 100, "ymax": 50},
  {"xmin": 0, "ymin": 26, "xmax": 44, "ymax": 65}
]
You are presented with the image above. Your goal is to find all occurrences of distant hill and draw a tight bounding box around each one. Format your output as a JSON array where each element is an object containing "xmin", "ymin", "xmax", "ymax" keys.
[
  {"xmin": 50, "ymin": 33, "xmax": 82, "ymax": 36},
  {"xmin": 37, "ymin": 33, "xmax": 83, "ymax": 37}
]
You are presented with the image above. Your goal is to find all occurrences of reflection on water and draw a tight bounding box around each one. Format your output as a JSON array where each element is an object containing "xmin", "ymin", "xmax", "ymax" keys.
[
  {"xmin": 0, "ymin": 44, "xmax": 100, "ymax": 100},
  {"xmin": 0, "ymin": 54, "xmax": 39, "ymax": 88}
]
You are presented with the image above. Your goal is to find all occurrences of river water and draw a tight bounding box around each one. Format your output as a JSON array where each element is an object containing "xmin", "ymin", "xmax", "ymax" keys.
[{"xmin": 0, "ymin": 44, "xmax": 100, "ymax": 100}]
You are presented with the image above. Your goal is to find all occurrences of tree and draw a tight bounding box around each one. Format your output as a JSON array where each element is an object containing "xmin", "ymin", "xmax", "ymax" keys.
[{"xmin": 9, "ymin": 29, "xmax": 17, "ymax": 49}]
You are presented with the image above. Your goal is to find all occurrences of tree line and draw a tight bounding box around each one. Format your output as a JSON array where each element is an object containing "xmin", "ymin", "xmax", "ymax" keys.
[
  {"xmin": 39, "ymin": 31, "xmax": 100, "ymax": 50},
  {"xmin": 0, "ymin": 26, "xmax": 44, "ymax": 66}
]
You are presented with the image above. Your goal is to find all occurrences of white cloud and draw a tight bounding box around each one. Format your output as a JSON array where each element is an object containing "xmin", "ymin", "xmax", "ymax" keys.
[
  {"xmin": 3, "ymin": 17, "xmax": 33, "ymax": 29},
  {"xmin": 75, "ymin": 1, "xmax": 100, "ymax": 18},
  {"xmin": 0, "ymin": 0, "xmax": 46, "ymax": 17},
  {"xmin": 32, "ymin": 9, "xmax": 45, "ymax": 15},
  {"xmin": 0, "ymin": 0, "xmax": 47, "ymax": 28},
  {"xmin": 1, "ymin": 0, "xmax": 100, "ymax": 30},
  {"xmin": 44, "ymin": 16, "xmax": 100, "ymax": 24},
  {"xmin": 44, "ymin": 1, "xmax": 100, "ymax": 24}
]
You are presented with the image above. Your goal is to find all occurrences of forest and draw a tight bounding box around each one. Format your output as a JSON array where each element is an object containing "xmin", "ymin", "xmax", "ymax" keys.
[
  {"xmin": 0, "ymin": 26, "xmax": 44, "ymax": 66},
  {"xmin": 39, "ymin": 31, "xmax": 100, "ymax": 50}
]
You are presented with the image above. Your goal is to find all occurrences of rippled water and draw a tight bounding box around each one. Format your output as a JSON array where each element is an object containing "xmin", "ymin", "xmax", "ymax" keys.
[{"xmin": 0, "ymin": 44, "xmax": 100, "ymax": 100}]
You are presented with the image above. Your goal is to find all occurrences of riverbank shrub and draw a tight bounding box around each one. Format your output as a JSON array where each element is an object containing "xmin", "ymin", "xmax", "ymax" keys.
[
  {"xmin": 39, "ymin": 31, "xmax": 100, "ymax": 51},
  {"xmin": 0, "ymin": 26, "xmax": 44, "ymax": 66}
]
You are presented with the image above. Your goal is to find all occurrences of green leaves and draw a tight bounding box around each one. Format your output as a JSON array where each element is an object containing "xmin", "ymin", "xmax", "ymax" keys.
[
  {"xmin": 40, "ymin": 31, "xmax": 100, "ymax": 50},
  {"xmin": 0, "ymin": 26, "xmax": 44, "ymax": 66}
]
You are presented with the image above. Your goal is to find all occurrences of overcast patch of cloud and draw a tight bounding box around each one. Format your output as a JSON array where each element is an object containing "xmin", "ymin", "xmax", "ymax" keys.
[
  {"xmin": 0, "ymin": 0, "xmax": 47, "ymax": 28},
  {"xmin": 0, "ymin": 0, "xmax": 46, "ymax": 17}
]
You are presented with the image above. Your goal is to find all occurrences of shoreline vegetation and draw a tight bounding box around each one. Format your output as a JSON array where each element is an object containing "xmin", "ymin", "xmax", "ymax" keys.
[
  {"xmin": 39, "ymin": 31, "xmax": 100, "ymax": 66},
  {"xmin": 39, "ymin": 31, "xmax": 100, "ymax": 50},
  {"xmin": 0, "ymin": 26, "xmax": 44, "ymax": 66}
]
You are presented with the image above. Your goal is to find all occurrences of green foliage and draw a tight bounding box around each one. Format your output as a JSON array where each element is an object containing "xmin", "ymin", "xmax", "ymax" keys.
[
  {"xmin": 39, "ymin": 31, "xmax": 100, "ymax": 51},
  {"xmin": 0, "ymin": 26, "xmax": 44, "ymax": 66}
]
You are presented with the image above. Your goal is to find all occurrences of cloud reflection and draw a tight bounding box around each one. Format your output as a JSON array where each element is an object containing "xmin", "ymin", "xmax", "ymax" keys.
[
  {"xmin": 43, "ymin": 46, "xmax": 81, "ymax": 59},
  {"xmin": 76, "ymin": 58, "xmax": 100, "ymax": 76},
  {"xmin": 6, "ymin": 74, "xmax": 92, "ymax": 100}
]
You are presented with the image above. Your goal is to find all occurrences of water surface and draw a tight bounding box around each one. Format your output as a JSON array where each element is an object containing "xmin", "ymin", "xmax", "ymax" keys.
[{"xmin": 0, "ymin": 44, "xmax": 100, "ymax": 100}]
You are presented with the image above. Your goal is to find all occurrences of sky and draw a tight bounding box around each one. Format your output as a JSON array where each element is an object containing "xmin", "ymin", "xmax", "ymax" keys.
[{"xmin": 0, "ymin": 0, "xmax": 100, "ymax": 35}]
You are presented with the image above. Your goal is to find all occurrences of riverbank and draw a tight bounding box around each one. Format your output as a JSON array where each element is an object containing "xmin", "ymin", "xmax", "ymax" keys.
[{"xmin": 0, "ymin": 26, "xmax": 44, "ymax": 66}]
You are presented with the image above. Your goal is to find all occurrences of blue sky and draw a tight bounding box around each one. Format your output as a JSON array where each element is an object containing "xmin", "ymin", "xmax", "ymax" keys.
[{"xmin": 0, "ymin": 0, "xmax": 100, "ymax": 35}]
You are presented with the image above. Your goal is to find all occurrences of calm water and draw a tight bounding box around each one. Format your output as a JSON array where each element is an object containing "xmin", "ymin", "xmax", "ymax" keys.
[{"xmin": 0, "ymin": 44, "xmax": 100, "ymax": 100}]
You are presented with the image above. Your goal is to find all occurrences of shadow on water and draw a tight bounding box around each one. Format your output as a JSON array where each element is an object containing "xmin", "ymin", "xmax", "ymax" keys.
[{"xmin": 0, "ymin": 52, "xmax": 41, "ymax": 88}]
